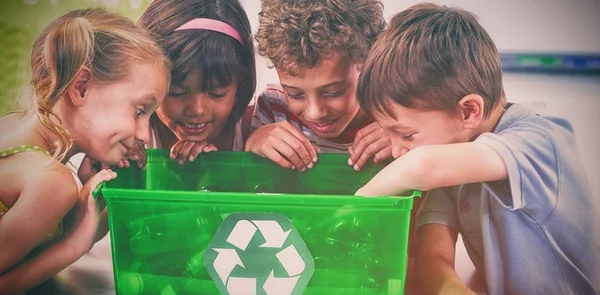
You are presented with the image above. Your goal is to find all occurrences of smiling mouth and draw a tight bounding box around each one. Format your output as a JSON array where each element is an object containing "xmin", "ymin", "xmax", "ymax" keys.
[
  {"xmin": 309, "ymin": 119, "xmax": 337, "ymax": 133},
  {"xmin": 178, "ymin": 122, "xmax": 210, "ymax": 134}
]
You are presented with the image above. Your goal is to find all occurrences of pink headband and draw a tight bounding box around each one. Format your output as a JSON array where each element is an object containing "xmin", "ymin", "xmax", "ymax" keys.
[{"xmin": 174, "ymin": 18, "xmax": 244, "ymax": 46}]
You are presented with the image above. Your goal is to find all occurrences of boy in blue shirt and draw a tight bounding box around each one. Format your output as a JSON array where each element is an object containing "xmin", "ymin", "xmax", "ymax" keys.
[{"xmin": 355, "ymin": 3, "xmax": 599, "ymax": 294}]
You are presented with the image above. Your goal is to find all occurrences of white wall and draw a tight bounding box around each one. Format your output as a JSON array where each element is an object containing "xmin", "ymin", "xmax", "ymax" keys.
[{"xmin": 238, "ymin": 0, "xmax": 600, "ymax": 196}]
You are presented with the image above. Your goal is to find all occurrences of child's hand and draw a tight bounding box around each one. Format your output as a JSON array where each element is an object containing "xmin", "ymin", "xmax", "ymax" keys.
[
  {"xmin": 245, "ymin": 121, "xmax": 319, "ymax": 171},
  {"xmin": 170, "ymin": 140, "xmax": 218, "ymax": 164},
  {"xmin": 348, "ymin": 122, "xmax": 392, "ymax": 171},
  {"xmin": 77, "ymin": 156, "xmax": 110, "ymax": 186},
  {"xmin": 66, "ymin": 169, "xmax": 117, "ymax": 253},
  {"xmin": 122, "ymin": 142, "xmax": 147, "ymax": 169}
]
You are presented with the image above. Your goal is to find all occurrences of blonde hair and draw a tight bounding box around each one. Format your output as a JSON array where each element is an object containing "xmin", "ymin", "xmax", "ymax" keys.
[{"xmin": 30, "ymin": 8, "xmax": 171, "ymax": 161}]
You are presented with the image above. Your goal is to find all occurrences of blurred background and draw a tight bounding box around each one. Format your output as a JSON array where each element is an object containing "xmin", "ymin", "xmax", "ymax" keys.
[{"xmin": 0, "ymin": 0, "xmax": 599, "ymax": 197}]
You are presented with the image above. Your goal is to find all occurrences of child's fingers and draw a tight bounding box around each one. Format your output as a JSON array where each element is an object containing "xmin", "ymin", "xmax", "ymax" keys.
[
  {"xmin": 116, "ymin": 158, "xmax": 128, "ymax": 169},
  {"xmin": 373, "ymin": 145, "xmax": 393, "ymax": 164},
  {"xmin": 352, "ymin": 136, "xmax": 391, "ymax": 171},
  {"xmin": 350, "ymin": 122, "xmax": 379, "ymax": 154},
  {"xmin": 170, "ymin": 141, "xmax": 185, "ymax": 160},
  {"xmin": 269, "ymin": 134, "xmax": 312, "ymax": 171},
  {"xmin": 280, "ymin": 131, "xmax": 314, "ymax": 170},
  {"xmin": 188, "ymin": 141, "xmax": 209, "ymax": 162},
  {"xmin": 283, "ymin": 122, "xmax": 318, "ymax": 162},
  {"xmin": 130, "ymin": 146, "xmax": 147, "ymax": 168},
  {"xmin": 312, "ymin": 144, "xmax": 321, "ymax": 154},
  {"xmin": 203, "ymin": 144, "xmax": 218, "ymax": 153},
  {"xmin": 348, "ymin": 128, "xmax": 381, "ymax": 166},
  {"xmin": 261, "ymin": 146, "xmax": 294, "ymax": 170},
  {"xmin": 85, "ymin": 169, "xmax": 117, "ymax": 193},
  {"xmin": 175, "ymin": 141, "xmax": 197, "ymax": 163}
]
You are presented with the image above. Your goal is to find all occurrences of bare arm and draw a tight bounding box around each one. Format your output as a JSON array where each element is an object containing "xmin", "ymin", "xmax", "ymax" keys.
[
  {"xmin": 416, "ymin": 224, "xmax": 476, "ymax": 295},
  {"xmin": 356, "ymin": 142, "xmax": 507, "ymax": 196},
  {"xmin": 0, "ymin": 167, "xmax": 78, "ymax": 275},
  {"xmin": 0, "ymin": 167, "xmax": 115, "ymax": 294},
  {"xmin": 0, "ymin": 167, "xmax": 80, "ymax": 293}
]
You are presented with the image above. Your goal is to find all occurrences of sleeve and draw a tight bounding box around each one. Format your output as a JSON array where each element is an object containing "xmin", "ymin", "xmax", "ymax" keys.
[
  {"xmin": 250, "ymin": 89, "xmax": 277, "ymax": 132},
  {"xmin": 416, "ymin": 188, "xmax": 460, "ymax": 231},
  {"xmin": 475, "ymin": 122, "xmax": 560, "ymax": 219}
]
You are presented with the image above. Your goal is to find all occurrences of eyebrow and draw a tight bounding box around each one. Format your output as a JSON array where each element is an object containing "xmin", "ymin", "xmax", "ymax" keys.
[
  {"xmin": 318, "ymin": 80, "xmax": 345, "ymax": 89},
  {"xmin": 137, "ymin": 95, "xmax": 158, "ymax": 106},
  {"xmin": 392, "ymin": 124, "xmax": 416, "ymax": 132},
  {"xmin": 280, "ymin": 84, "xmax": 301, "ymax": 91}
]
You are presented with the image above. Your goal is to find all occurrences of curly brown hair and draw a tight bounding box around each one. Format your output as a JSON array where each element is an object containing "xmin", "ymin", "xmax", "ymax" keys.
[{"xmin": 256, "ymin": 0, "xmax": 386, "ymax": 76}]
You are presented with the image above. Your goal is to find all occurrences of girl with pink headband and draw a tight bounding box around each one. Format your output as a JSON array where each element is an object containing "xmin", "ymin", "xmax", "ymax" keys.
[
  {"xmin": 137, "ymin": 0, "xmax": 256, "ymax": 162},
  {"xmin": 58, "ymin": 2, "xmax": 255, "ymax": 292}
]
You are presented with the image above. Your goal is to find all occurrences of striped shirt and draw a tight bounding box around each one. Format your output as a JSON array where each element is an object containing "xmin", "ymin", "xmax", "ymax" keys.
[{"xmin": 251, "ymin": 84, "xmax": 371, "ymax": 154}]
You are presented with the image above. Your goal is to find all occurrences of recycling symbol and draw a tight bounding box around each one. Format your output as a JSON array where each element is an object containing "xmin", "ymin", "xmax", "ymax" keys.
[{"xmin": 204, "ymin": 213, "xmax": 315, "ymax": 295}]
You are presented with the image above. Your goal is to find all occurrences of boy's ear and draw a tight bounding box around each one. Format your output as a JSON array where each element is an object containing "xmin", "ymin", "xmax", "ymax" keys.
[
  {"xmin": 67, "ymin": 66, "xmax": 92, "ymax": 107},
  {"xmin": 457, "ymin": 94, "xmax": 484, "ymax": 129}
]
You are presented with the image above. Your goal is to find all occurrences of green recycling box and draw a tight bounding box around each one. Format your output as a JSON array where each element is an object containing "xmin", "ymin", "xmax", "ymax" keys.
[{"xmin": 101, "ymin": 149, "xmax": 419, "ymax": 295}]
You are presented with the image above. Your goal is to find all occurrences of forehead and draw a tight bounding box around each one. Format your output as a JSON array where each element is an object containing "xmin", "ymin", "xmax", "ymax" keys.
[
  {"xmin": 121, "ymin": 63, "xmax": 168, "ymax": 103},
  {"xmin": 277, "ymin": 54, "xmax": 357, "ymax": 88},
  {"xmin": 374, "ymin": 102, "xmax": 452, "ymax": 129},
  {"xmin": 174, "ymin": 69, "xmax": 237, "ymax": 88}
]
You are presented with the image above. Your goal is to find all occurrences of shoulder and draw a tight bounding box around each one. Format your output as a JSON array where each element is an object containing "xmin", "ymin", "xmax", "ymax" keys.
[
  {"xmin": 496, "ymin": 103, "xmax": 576, "ymax": 145},
  {"xmin": 480, "ymin": 107, "xmax": 577, "ymax": 158},
  {"xmin": 0, "ymin": 112, "xmax": 26, "ymax": 142},
  {"xmin": 254, "ymin": 84, "xmax": 295, "ymax": 123},
  {"xmin": 257, "ymin": 84, "xmax": 288, "ymax": 106},
  {"xmin": 17, "ymin": 154, "xmax": 78, "ymax": 205}
]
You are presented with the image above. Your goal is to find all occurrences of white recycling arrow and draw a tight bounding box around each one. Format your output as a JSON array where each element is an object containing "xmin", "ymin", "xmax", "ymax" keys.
[
  {"xmin": 251, "ymin": 220, "xmax": 291, "ymax": 248},
  {"xmin": 226, "ymin": 220, "xmax": 258, "ymax": 251},
  {"xmin": 263, "ymin": 270, "xmax": 300, "ymax": 295},
  {"xmin": 276, "ymin": 244, "xmax": 305, "ymax": 277},
  {"xmin": 227, "ymin": 277, "xmax": 256, "ymax": 295},
  {"xmin": 213, "ymin": 248, "xmax": 245, "ymax": 285}
]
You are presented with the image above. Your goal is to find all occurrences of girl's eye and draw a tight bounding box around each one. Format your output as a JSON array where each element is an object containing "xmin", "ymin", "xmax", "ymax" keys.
[
  {"xmin": 135, "ymin": 108, "xmax": 146, "ymax": 118},
  {"xmin": 209, "ymin": 92, "xmax": 227, "ymax": 99}
]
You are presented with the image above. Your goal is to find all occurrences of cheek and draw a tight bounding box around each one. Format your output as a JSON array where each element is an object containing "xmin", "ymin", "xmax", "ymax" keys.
[
  {"xmin": 336, "ymin": 93, "xmax": 360, "ymax": 116},
  {"xmin": 212, "ymin": 97, "xmax": 236, "ymax": 123},
  {"xmin": 158, "ymin": 99, "xmax": 184, "ymax": 120},
  {"xmin": 287, "ymin": 99, "xmax": 304, "ymax": 117}
]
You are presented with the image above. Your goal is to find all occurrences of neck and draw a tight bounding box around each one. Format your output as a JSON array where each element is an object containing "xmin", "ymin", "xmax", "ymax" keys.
[
  {"xmin": 345, "ymin": 108, "xmax": 368, "ymax": 131},
  {"xmin": 210, "ymin": 126, "xmax": 235, "ymax": 151},
  {"xmin": 472, "ymin": 104, "xmax": 506, "ymax": 140},
  {"xmin": 26, "ymin": 110, "xmax": 77, "ymax": 164}
]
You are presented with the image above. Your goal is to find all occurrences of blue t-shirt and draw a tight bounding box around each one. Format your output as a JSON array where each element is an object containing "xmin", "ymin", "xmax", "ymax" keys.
[{"xmin": 417, "ymin": 102, "xmax": 600, "ymax": 294}]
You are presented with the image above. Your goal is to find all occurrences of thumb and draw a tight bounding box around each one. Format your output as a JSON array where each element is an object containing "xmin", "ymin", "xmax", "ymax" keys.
[
  {"xmin": 203, "ymin": 144, "xmax": 219, "ymax": 152},
  {"xmin": 84, "ymin": 169, "xmax": 117, "ymax": 192}
]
